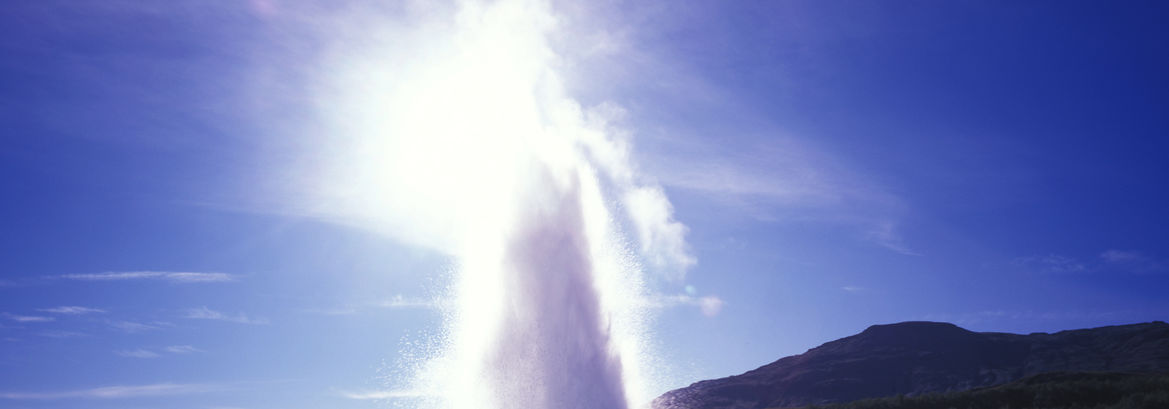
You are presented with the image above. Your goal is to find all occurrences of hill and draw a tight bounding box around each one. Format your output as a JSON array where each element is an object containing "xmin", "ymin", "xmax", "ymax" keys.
[{"xmin": 652, "ymin": 321, "xmax": 1169, "ymax": 409}]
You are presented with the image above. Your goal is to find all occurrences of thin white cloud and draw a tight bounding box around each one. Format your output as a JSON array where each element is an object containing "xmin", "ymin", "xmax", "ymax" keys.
[
  {"xmin": 115, "ymin": 345, "xmax": 203, "ymax": 358},
  {"xmin": 864, "ymin": 221, "xmax": 921, "ymax": 256},
  {"xmin": 39, "ymin": 306, "xmax": 106, "ymax": 315},
  {"xmin": 841, "ymin": 286, "xmax": 868, "ymax": 293},
  {"xmin": 1013, "ymin": 254, "xmax": 1088, "ymax": 274},
  {"xmin": 3, "ymin": 313, "xmax": 54, "ymax": 323},
  {"xmin": 377, "ymin": 295, "xmax": 444, "ymax": 309},
  {"xmin": 115, "ymin": 343, "xmax": 204, "ymax": 355},
  {"xmin": 642, "ymin": 294, "xmax": 725, "ymax": 317},
  {"xmin": 337, "ymin": 389, "xmax": 429, "ymax": 400},
  {"xmin": 61, "ymin": 271, "xmax": 160, "ymax": 281},
  {"xmin": 648, "ymin": 143, "xmax": 859, "ymax": 207},
  {"xmin": 697, "ymin": 296, "xmax": 725, "ymax": 317},
  {"xmin": 184, "ymin": 307, "xmax": 269, "ymax": 325},
  {"xmin": 164, "ymin": 345, "xmax": 203, "ymax": 354},
  {"xmin": 115, "ymin": 349, "xmax": 161, "ymax": 359},
  {"xmin": 109, "ymin": 321, "xmax": 163, "ymax": 333},
  {"xmin": 38, "ymin": 330, "xmax": 88, "ymax": 339},
  {"xmin": 643, "ymin": 136, "xmax": 913, "ymax": 256},
  {"xmin": 301, "ymin": 306, "xmax": 360, "ymax": 315},
  {"xmin": 1100, "ymin": 249, "xmax": 1165, "ymax": 273},
  {"xmin": 164, "ymin": 272, "xmax": 236, "ymax": 283},
  {"xmin": 301, "ymin": 295, "xmax": 452, "ymax": 316},
  {"xmin": 1101, "ymin": 249, "xmax": 1145, "ymax": 263},
  {"xmin": 58, "ymin": 271, "xmax": 236, "ymax": 283},
  {"xmin": 0, "ymin": 383, "xmax": 218, "ymax": 400},
  {"xmin": 1014, "ymin": 250, "xmax": 1165, "ymax": 275},
  {"xmin": 304, "ymin": 295, "xmax": 449, "ymax": 316}
]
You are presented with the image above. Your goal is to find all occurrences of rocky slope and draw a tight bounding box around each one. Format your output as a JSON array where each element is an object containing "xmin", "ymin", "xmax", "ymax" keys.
[{"xmin": 652, "ymin": 321, "xmax": 1169, "ymax": 409}]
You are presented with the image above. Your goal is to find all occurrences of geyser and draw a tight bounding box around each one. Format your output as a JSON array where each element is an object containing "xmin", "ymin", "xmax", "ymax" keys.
[
  {"xmin": 294, "ymin": 0, "xmax": 693, "ymax": 407},
  {"xmin": 485, "ymin": 168, "xmax": 628, "ymax": 408}
]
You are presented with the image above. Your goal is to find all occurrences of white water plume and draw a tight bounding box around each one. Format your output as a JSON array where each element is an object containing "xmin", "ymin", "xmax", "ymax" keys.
[{"xmin": 286, "ymin": 0, "xmax": 693, "ymax": 407}]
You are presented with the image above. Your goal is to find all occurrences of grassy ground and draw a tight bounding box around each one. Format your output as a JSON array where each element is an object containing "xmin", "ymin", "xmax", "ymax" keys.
[{"xmin": 787, "ymin": 372, "xmax": 1169, "ymax": 409}]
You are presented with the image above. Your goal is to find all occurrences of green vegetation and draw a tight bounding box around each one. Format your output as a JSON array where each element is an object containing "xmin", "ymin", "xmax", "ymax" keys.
[{"xmin": 790, "ymin": 372, "xmax": 1169, "ymax": 409}]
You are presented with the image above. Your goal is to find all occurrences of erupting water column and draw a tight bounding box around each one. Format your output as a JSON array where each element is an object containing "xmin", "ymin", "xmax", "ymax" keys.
[
  {"xmin": 481, "ymin": 169, "xmax": 630, "ymax": 409},
  {"xmin": 305, "ymin": 0, "xmax": 691, "ymax": 408}
]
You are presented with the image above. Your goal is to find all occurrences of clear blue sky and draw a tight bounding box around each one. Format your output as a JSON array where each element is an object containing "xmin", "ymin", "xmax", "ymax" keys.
[{"xmin": 2, "ymin": 1, "xmax": 1167, "ymax": 409}]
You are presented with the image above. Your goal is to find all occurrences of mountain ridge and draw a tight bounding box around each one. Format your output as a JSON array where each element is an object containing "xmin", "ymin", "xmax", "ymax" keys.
[{"xmin": 652, "ymin": 321, "xmax": 1169, "ymax": 409}]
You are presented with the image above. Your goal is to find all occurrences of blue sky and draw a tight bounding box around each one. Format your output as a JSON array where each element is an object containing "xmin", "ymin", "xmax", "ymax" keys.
[{"xmin": 2, "ymin": 1, "xmax": 1168, "ymax": 408}]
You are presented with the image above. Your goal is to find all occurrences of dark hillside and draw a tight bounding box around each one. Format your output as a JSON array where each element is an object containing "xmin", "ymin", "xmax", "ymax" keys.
[
  {"xmin": 787, "ymin": 372, "xmax": 1169, "ymax": 409},
  {"xmin": 654, "ymin": 321, "xmax": 1169, "ymax": 409}
]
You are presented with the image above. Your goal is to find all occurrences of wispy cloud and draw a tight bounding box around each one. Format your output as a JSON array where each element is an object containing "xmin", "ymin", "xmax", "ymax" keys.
[
  {"xmin": 1100, "ymin": 249, "xmax": 1166, "ymax": 273},
  {"xmin": 38, "ymin": 330, "xmax": 88, "ymax": 339},
  {"xmin": 1013, "ymin": 254, "xmax": 1088, "ymax": 274},
  {"xmin": 864, "ymin": 221, "xmax": 921, "ymax": 256},
  {"xmin": 377, "ymin": 295, "xmax": 444, "ymax": 309},
  {"xmin": 115, "ymin": 349, "xmax": 161, "ymax": 359},
  {"xmin": 841, "ymin": 286, "xmax": 868, "ymax": 293},
  {"xmin": 336, "ymin": 389, "xmax": 429, "ymax": 400},
  {"xmin": 164, "ymin": 345, "xmax": 203, "ymax": 354},
  {"xmin": 1014, "ymin": 250, "xmax": 1166, "ymax": 275},
  {"xmin": 116, "ymin": 345, "xmax": 203, "ymax": 358},
  {"xmin": 303, "ymin": 295, "xmax": 448, "ymax": 316},
  {"xmin": 642, "ymin": 294, "xmax": 725, "ymax": 317},
  {"xmin": 109, "ymin": 321, "xmax": 164, "ymax": 333},
  {"xmin": 0, "ymin": 383, "xmax": 219, "ymax": 400},
  {"xmin": 2, "ymin": 313, "xmax": 54, "ymax": 323},
  {"xmin": 1101, "ymin": 249, "xmax": 1145, "ymax": 263},
  {"xmin": 38, "ymin": 306, "xmax": 106, "ymax": 315},
  {"xmin": 57, "ymin": 271, "xmax": 236, "ymax": 283},
  {"xmin": 643, "ymin": 136, "xmax": 913, "ymax": 255},
  {"xmin": 301, "ymin": 306, "xmax": 360, "ymax": 315},
  {"xmin": 184, "ymin": 307, "xmax": 269, "ymax": 325}
]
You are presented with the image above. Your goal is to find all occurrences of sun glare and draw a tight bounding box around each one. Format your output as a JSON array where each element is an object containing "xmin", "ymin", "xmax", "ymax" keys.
[{"xmin": 291, "ymin": 0, "xmax": 686, "ymax": 407}]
